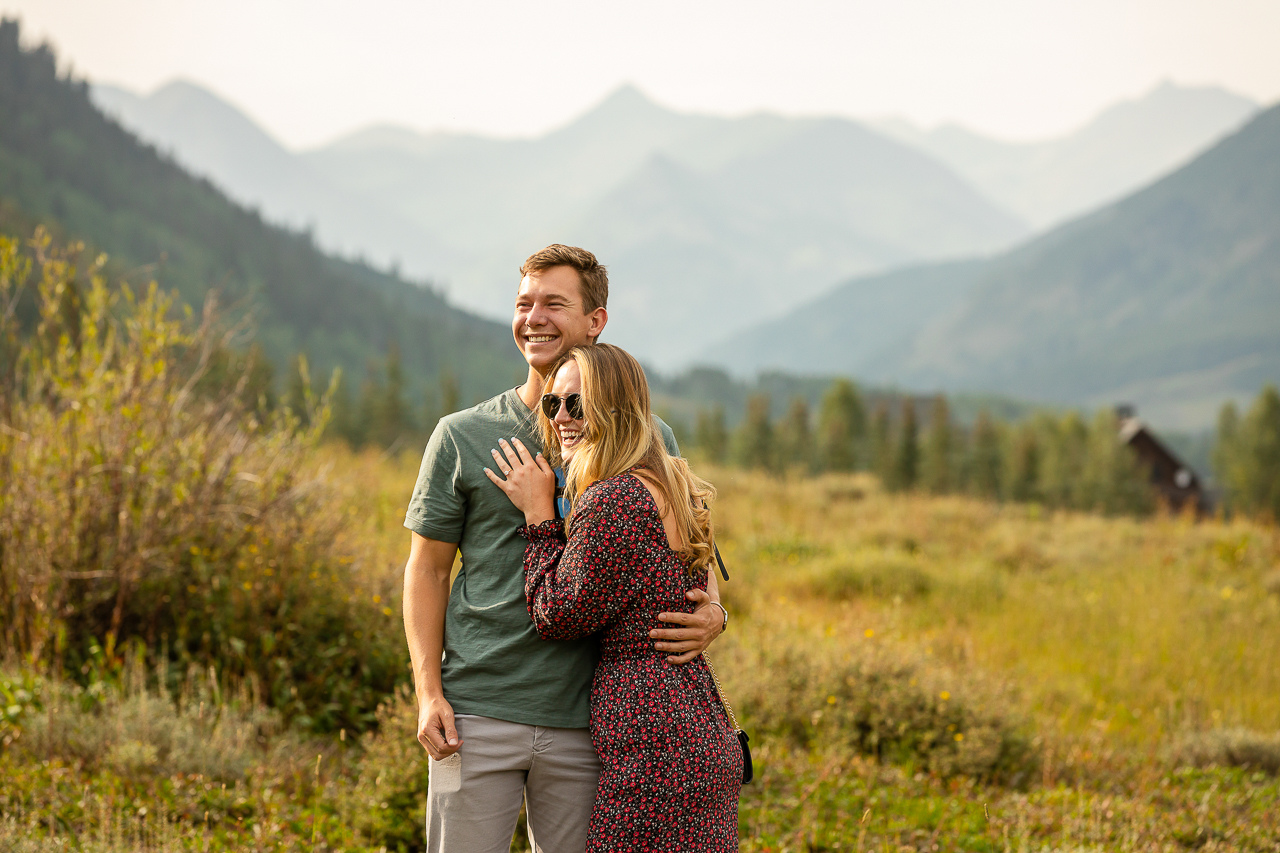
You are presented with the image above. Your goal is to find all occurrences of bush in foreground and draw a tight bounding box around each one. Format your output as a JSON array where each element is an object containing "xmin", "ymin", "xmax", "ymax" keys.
[
  {"xmin": 0, "ymin": 231, "xmax": 404, "ymax": 732},
  {"xmin": 718, "ymin": 621, "xmax": 1038, "ymax": 785}
]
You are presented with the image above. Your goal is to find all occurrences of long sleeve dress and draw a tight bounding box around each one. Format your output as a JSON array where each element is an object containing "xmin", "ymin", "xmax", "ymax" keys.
[{"xmin": 520, "ymin": 470, "xmax": 740, "ymax": 852}]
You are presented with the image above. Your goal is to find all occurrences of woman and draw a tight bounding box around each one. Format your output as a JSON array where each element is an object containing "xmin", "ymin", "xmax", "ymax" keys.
[{"xmin": 484, "ymin": 343, "xmax": 740, "ymax": 852}]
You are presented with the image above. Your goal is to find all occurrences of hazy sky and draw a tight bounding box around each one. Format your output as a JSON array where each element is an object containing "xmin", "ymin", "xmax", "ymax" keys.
[{"xmin": 5, "ymin": 0, "xmax": 1278, "ymax": 149}]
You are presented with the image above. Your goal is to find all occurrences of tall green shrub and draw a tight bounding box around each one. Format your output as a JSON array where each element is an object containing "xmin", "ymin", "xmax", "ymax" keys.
[{"xmin": 0, "ymin": 231, "xmax": 404, "ymax": 732}]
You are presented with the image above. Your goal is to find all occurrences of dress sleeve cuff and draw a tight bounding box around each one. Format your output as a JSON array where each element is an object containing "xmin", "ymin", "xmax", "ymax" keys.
[{"xmin": 518, "ymin": 518, "xmax": 565, "ymax": 541}]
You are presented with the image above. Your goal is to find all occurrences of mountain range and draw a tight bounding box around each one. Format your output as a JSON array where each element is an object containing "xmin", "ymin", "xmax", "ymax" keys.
[
  {"xmin": 876, "ymin": 82, "xmax": 1258, "ymax": 228},
  {"xmin": 0, "ymin": 20, "xmax": 521, "ymax": 408},
  {"xmin": 92, "ymin": 78, "xmax": 1256, "ymax": 372},
  {"xmin": 708, "ymin": 103, "xmax": 1280, "ymax": 430},
  {"xmin": 12, "ymin": 12, "xmax": 1273, "ymax": 434}
]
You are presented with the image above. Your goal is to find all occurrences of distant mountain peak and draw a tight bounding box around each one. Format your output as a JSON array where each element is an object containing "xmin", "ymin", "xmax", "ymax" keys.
[
  {"xmin": 598, "ymin": 82, "xmax": 661, "ymax": 110},
  {"xmin": 574, "ymin": 82, "xmax": 676, "ymax": 126}
]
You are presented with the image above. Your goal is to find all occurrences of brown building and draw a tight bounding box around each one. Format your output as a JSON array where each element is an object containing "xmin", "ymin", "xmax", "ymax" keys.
[{"xmin": 1115, "ymin": 406, "xmax": 1208, "ymax": 513}]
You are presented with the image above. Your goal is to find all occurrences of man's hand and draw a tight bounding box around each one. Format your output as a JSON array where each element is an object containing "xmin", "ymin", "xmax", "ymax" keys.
[
  {"xmin": 651, "ymin": 588, "xmax": 724, "ymax": 664},
  {"xmin": 417, "ymin": 694, "xmax": 463, "ymax": 760}
]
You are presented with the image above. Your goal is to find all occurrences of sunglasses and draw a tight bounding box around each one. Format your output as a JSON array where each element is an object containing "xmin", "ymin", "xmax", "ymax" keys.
[{"xmin": 541, "ymin": 392, "xmax": 584, "ymax": 421}]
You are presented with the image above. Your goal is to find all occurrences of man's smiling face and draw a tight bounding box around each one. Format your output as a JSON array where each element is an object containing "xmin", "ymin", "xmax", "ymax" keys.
[{"xmin": 512, "ymin": 265, "xmax": 607, "ymax": 374}]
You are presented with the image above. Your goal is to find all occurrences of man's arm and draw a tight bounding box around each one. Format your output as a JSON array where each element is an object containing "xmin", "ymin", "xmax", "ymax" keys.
[
  {"xmin": 650, "ymin": 569, "xmax": 724, "ymax": 664},
  {"xmin": 404, "ymin": 531, "xmax": 463, "ymax": 759}
]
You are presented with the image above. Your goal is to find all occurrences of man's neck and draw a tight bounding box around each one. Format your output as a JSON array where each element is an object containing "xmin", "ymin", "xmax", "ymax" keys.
[{"xmin": 516, "ymin": 366, "xmax": 547, "ymax": 411}]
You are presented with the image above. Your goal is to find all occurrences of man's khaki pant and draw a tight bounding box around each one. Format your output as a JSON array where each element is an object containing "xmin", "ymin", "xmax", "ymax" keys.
[{"xmin": 425, "ymin": 713, "xmax": 599, "ymax": 853}]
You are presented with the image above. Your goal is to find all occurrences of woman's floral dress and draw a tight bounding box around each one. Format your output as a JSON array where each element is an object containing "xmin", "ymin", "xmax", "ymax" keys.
[{"xmin": 520, "ymin": 471, "xmax": 740, "ymax": 852}]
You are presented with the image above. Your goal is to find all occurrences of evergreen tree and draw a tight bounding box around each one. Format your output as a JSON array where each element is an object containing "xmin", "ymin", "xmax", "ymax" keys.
[
  {"xmin": 353, "ymin": 362, "xmax": 381, "ymax": 448},
  {"xmin": 889, "ymin": 398, "xmax": 919, "ymax": 491},
  {"xmin": 733, "ymin": 394, "xmax": 778, "ymax": 473},
  {"xmin": 777, "ymin": 396, "xmax": 814, "ymax": 473},
  {"xmin": 816, "ymin": 379, "xmax": 864, "ymax": 472},
  {"xmin": 439, "ymin": 368, "xmax": 459, "ymax": 417},
  {"xmin": 1005, "ymin": 423, "xmax": 1040, "ymax": 503},
  {"xmin": 656, "ymin": 408, "xmax": 691, "ymax": 452},
  {"xmin": 1079, "ymin": 409, "xmax": 1153, "ymax": 515},
  {"xmin": 384, "ymin": 342, "xmax": 407, "ymax": 431},
  {"xmin": 869, "ymin": 402, "xmax": 893, "ymax": 486},
  {"xmin": 920, "ymin": 394, "xmax": 954, "ymax": 494},
  {"xmin": 1038, "ymin": 412, "xmax": 1088, "ymax": 508},
  {"xmin": 1213, "ymin": 401, "xmax": 1240, "ymax": 491},
  {"xmin": 1225, "ymin": 385, "xmax": 1280, "ymax": 518},
  {"xmin": 422, "ymin": 368, "xmax": 461, "ymax": 440},
  {"xmin": 966, "ymin": 410, "xmax": 1003, "ymax": 499},
  {"xmin": 695, "ymin": 405, "xmax": 728, "ymax": 464},
  {"xmin": 327, "ymin": 374, "xmax": 357, "ymax": 445}
]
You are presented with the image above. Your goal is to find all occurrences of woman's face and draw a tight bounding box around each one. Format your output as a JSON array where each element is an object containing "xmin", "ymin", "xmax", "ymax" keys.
[{"xmin": 547, "ymin": 360, "xmax": 586, "ymax": 465}]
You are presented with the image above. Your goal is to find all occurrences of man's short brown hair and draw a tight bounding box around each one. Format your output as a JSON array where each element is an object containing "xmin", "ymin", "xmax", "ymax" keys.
[{"xmin": 519, "ymin": 245, "xmax": 608, "ymax": 313}]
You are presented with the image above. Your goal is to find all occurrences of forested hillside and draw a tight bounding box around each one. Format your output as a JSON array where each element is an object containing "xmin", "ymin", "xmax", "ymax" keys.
[{"xmin": 0, "ymin": 20, "xmax": 521, "ymax": 409}]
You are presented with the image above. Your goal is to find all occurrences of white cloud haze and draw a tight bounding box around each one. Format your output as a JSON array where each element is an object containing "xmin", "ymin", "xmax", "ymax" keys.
[{"xmin": 4, "ymin": 0, "xmax": 1278, "ymax": 148}]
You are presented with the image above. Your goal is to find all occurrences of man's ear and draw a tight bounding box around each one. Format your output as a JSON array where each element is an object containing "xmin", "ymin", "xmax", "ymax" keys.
[{"xmin": 586, "ymin": 307, "xmax": 608, "ymax": 342}]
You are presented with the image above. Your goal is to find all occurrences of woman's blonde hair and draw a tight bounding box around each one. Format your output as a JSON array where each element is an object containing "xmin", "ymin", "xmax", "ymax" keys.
[{"xmin": 539, "ymin": 344, "xmax": 716, "ymax": 575}]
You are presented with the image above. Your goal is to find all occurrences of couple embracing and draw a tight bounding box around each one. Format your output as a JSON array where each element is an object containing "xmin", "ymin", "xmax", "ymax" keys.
[{"xmin": 402, "ymin": 245, "xmax": 742, "ymax": 852}]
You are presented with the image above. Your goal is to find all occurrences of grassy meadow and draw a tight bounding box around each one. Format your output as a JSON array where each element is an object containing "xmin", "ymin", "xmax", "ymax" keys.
[
  {"xmin": 4, "ymin": 447, "xmax": 1279, "ymax": 852},
  {"xmin": 2, "ymin": 233, "xmax": 1278, "ymax": 851}
]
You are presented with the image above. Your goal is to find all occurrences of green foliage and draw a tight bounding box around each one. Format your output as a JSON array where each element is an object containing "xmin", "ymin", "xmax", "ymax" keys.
[
  {"xmin": 815, "ymin": 378, "xmax": 864, "ymax": 472},
  {"xmin": 1215, "ymin": 385, "xmax": 1280, "ymax": 519},
  {"xmin": 1078, "ymin": 409, "xmax": 1155, "ymax": 515},
  {"xmin": 0, "ymin": 231, "xmax": 405, "ymax": 733},
  {"xmin": 965, "ymin": 411, "xmax": 1003, "ymax": 499},
  {"xmin": 889, "ymin": 398, "xmax": 919, "ymax": 491},
  {"xmin": 694, "ymin": 404, "xmax": 728, "ymax": 464},
  {"xmin": 775, "ymin": 396, "xmax": 813, "ymax": 472},
  {"xmin": 920, "ymin": 394, "xmax": 954, "ymax": 494},
  {"xmin": 868, "ymin": 401, "xmax": 892, "ymax": 484},
  {"xmin": 1004, "ymin": 422, "xmax": 1040, "ymax": 503},
  {"xmin": 1035, "ymin": 411, "xmax": 1087, "ymax": 507},
  {"xmin": 732, "ymin": 394, "xmax": 778, "ymax": 473}
]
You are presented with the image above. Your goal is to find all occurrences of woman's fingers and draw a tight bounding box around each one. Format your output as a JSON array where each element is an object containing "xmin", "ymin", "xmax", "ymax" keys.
[
  {"xmin": 496, "ymin": 439, "xmax": 521, "ymax": 469},
  {"xmin": 510, "ymin": 437, "xmax": 535, "ymax": 465},
  {"xmin": 483, "ymin": 467, "xmax": 511, "ymax": 491}
]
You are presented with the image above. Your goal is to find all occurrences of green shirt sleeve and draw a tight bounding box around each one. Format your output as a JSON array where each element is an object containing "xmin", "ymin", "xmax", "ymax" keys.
[
  {"xmin": 404, "ymin": 420, "xmax": 465, "ymax": 543},
  {"xmin": 655, "ymin": 415, "xmax": 680, "ymax": 457}
]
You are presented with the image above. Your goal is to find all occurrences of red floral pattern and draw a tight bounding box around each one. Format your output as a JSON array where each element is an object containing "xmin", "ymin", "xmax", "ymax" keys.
[{"xmin": 521, "ymin": 471, "xmax": 740, "ymax": 852}]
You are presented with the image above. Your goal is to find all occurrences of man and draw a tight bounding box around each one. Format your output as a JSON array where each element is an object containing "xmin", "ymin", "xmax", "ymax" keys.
[{"xmin": 402, "ymin": 245, "xmax": 726, "ymax": 852}]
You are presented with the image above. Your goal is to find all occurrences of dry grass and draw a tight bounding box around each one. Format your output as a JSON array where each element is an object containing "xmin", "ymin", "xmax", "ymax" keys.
[
  {"xmin": 3, "ymin": 451, "xmax": 1279, "ymax": 851},
  {"xmin": 704, "ymin": 467, "xmax": 1280, "ymax": 749}
]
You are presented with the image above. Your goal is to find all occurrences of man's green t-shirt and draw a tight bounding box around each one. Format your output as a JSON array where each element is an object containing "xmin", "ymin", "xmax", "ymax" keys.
[{"xmin": 404, "ymin": 387, "xmax": 679, "ymax": 729}]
